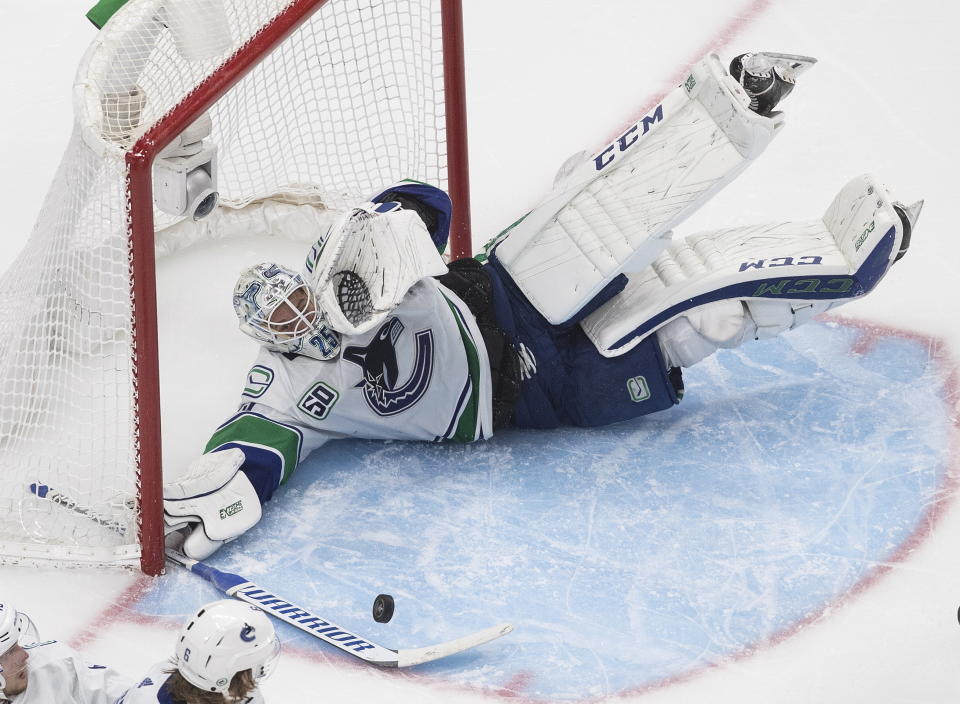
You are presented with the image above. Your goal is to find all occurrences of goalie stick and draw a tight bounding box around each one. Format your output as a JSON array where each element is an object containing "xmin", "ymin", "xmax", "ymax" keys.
[
  {"xmin": 165, "ymin": 549, "xmax": 514, "ymax": 667},
  {"xmin": 28, "ymin": 483, "xmax": 130, "ymax": 535},
  {"xmin": 27, "ymin": 482, "xmax": 514, "ymax": 667}
]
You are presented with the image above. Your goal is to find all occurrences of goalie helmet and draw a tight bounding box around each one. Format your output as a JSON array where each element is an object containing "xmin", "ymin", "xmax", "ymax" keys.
[
  {"xmin": 0, "ymin": 602, "xmax": 38, "ymax": 694},
  {"xmin": 175, "ymin": 600, "xmax": 280, "ymax": 694},
  {"xmin": 233, "ymin": 262, "xmax": 341, "ymax": 360}
]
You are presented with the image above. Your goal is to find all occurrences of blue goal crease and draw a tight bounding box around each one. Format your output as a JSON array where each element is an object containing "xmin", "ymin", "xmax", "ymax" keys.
[{"xmin": 136, "ymin": 321, "xmax": 952, "ymax": 701}]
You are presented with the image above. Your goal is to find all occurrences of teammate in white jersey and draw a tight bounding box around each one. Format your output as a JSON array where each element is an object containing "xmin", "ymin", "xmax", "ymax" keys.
[
  {"xmin": 117, "ymin": 600, "xmax": 279, "ymax": 704},
  {"xmin": 164, "ymin": 51, "xmax": 923, "ymax": 560},
  {"xmin": 0, "ymin": 601, "xmax": 131, "ymax": 704}
]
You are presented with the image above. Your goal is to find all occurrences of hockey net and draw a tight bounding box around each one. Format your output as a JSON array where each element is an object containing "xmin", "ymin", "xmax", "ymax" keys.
[{"xmin": 0, "ymin": 0, "xmax": 470, "ymax": 573}]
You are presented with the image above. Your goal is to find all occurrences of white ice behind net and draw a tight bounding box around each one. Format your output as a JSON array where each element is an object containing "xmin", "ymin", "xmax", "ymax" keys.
[{"xmin": 0, "ymin": 0, "xmax": 450, "ymax": 567}]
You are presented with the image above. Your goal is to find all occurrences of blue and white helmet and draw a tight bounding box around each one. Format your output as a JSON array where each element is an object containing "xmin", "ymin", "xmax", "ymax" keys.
[
  {"xmin": 233, "ymin": 262, "xmax": 341, "ymax": 360},
  {"xmin": 175, "ymin": 600, "xmax": 280, "ymax": 694},
  {"xmin": 0, "ymin": 602, "xmax": 38, "ymax": 694}
]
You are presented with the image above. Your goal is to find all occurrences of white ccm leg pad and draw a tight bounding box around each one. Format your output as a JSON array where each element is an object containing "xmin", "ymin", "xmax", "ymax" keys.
[
  {"xmin": 655, "ymin": 298, "xmax": 836, "ymax": 368},
  {"xmin": 492, "ymin": 52, "xmax": 783, "ymax": 324},
  {"xmin": 582, "ymin": 173, "xmax": 912, "ymax": 359}
]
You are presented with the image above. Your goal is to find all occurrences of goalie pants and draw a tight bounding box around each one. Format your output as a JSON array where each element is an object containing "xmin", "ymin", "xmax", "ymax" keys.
[
  {"xmin": 483, "ymin": 256, "xmax": 680, "ymax": 429},
  {"xmin": 436, "ymin": 258, "xmax": 523, "ymax": 430}
]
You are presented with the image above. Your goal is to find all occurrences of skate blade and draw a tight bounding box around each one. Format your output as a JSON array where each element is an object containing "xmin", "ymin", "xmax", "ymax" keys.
[{"xmin": 754, "ymin": 52, "xmax": 818, "ymax": 76}]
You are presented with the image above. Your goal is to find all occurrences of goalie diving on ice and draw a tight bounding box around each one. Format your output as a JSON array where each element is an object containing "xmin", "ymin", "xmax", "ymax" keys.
[{"xmin": 163, "ymin": 51, "xmax": 923, "ymax": 560}]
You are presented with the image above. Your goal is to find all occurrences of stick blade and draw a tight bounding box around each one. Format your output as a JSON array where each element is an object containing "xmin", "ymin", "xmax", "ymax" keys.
[
  {"xmin": 396, "ymin": 622, "xmax": 514, "ymax": 668},
  {"xmin": 165, "ymin": 549, "xmax": 513, "ymax": 668}
]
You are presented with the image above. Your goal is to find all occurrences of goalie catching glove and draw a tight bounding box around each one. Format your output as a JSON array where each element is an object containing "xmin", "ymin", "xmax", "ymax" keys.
[
  {"xmin": 305, "ymin": 197, "xmax": 448, "ymax": 336},
  {"xmin": 164, "ymin": 448, "xmax": 262, "ymax": 560}
]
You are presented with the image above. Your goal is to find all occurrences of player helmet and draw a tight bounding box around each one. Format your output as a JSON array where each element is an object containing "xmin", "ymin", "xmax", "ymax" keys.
[
  {"xmin": 233, "ymin": 262, "xmax": 341, "ymax": 360},
  {"xmin": 0, "ymin": 602, "xmax": 38, "ymax": 694},
  {"xmin": 175, "ymin": 600, "xmax": 280, "ymax": 694}
]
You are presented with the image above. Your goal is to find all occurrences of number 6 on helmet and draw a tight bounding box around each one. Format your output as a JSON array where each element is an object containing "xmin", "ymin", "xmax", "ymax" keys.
[{"xmin": 175, "ymin": 600, "xmax": 281, "ymax": 695}]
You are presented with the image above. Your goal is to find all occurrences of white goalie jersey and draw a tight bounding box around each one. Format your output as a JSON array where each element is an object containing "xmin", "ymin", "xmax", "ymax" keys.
[{"xmin": 205, "ymin": 278, "xmax": 493, "ymax": 495}]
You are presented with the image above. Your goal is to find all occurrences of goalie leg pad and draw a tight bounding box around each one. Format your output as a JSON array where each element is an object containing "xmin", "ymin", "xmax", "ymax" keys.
[
  {"xmin": 581, "ymin": 173, "xmax": 918, "ymax": 360},
  {"xmin": 656, "ymin": 298, "xmax": 834, "ymax": 368},
  {"xmin": 491, "ymin": 52, "xmax": 782, "ymax": 326}
]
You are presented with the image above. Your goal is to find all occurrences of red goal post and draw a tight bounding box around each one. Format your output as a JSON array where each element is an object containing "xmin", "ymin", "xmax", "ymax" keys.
[
  {"xmin": 131, "ymin": 0, "xmax": 471, "ymax": 575},
  {"xmin": 0, "ymin": 0, "xmax": 471, "ymax": 575}
]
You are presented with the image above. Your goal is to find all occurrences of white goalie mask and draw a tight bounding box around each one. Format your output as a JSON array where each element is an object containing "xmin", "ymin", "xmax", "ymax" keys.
[
  {"xmin": 0, "ymin": 602, "xmax": 39, "ymax": 694},
  {"xmin": 233, "ymin": 262, "xmax": 341, "ymax": 360},
  {"xmin": 175, "ymin": 600, "xmax": 281, "ymax": 694}
]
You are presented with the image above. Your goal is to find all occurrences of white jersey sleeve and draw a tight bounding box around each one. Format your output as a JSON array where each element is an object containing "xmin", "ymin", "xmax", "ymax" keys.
[
  {"xmin": 9, "ymin": 640, "xmax": 132, "ymax": 704},
  {"xmin": 202, "ymin": 278, "xmax": 493, "ymax": 496},
  {"xmin": 116, "ymin": 662, "xmax": 265, "ymax": 703}
]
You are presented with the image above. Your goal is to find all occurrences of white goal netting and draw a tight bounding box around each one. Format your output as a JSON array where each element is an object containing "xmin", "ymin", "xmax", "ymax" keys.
[{"xmin": 0, "ymin": 0, "xmax": 459, "ymax": 570}]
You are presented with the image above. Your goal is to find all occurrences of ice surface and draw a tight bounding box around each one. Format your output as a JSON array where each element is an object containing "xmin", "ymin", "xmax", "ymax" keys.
[{"xmin": 2, "ymin": 0, "xmax": 960, "ymax": 702}]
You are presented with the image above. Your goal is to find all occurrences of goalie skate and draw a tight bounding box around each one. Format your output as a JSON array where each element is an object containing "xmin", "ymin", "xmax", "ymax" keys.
[
  {"xmin": 730, "ymin": 52, "xmax": 817, "ymax": 115},
  {"xmin": 492, "ymin": 51, "xmax": 796, "ymax": 325}
]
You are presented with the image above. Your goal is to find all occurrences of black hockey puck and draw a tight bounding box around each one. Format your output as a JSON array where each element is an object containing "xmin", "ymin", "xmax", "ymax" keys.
[
  {"xmin": 957, "ymin": 605, "xmax": 960, "ymax": 626},
  {"xmin": 372, "ymin": 594, "xmax": 395, "ymax": 623}
]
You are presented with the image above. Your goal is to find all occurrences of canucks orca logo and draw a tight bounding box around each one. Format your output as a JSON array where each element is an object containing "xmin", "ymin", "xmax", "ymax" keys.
[
  {"xmin": 343, "ymin": 318, "xmax": 434, "ymax": 416},
  {"xmin": 234, "ymin": 281, "xmax": 262, "ymax": 319},
  {"xmin": 234, "ymin": 265, "xmax": 287, "ymax": 318}
]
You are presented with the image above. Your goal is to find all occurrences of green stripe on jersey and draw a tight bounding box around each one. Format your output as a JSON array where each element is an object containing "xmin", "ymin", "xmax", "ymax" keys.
[
  {"xmin": 204, "ymin": 413, "xmax": 302, "ymax": 483},
  {"xmin": 440, "ymin": 293, "xmax": 482, "ymax": 443}
]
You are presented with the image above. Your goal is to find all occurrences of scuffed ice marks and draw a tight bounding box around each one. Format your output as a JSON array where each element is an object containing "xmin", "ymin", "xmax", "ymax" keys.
[{"xmin": 140, "ymin": 321, "xmax": 949, "ymax": 700}]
